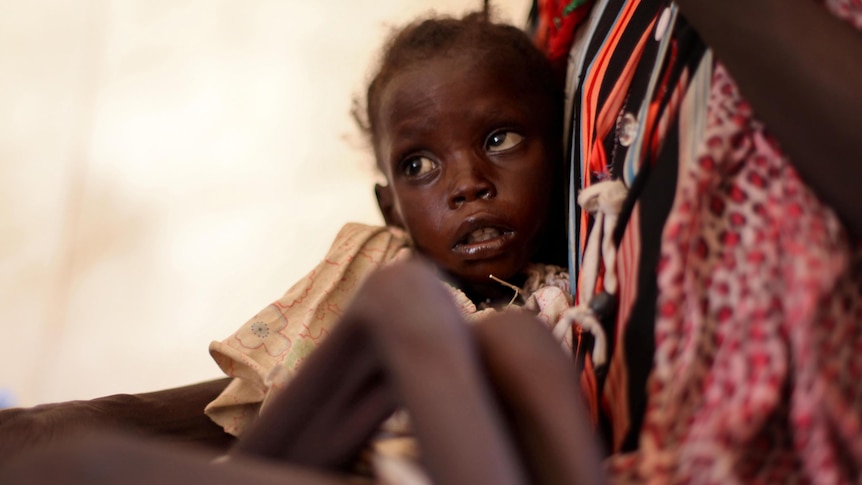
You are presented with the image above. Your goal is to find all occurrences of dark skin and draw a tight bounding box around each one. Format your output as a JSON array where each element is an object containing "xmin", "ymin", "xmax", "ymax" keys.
[
  {"xmin": 374, "ymin": 50, "xmax": 560, "ymax": 304},
  {"xmin": 0, "ymin": 377, "xmax": 235, "ymax": 466}
]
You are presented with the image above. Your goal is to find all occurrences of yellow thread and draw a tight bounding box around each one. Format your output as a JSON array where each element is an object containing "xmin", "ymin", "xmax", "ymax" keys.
[{"xmin": 488, "ymin": 274, "xmax": 521, "ymax": 308}]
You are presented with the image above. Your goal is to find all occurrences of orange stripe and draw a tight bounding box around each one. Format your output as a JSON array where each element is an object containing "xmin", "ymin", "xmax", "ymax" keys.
[
  {"xmin": 578, "ymin": 2, "xmax": 657, "ymax": 302},
  {"xmin": 580, "ymin": 355, "xmax": 600, "ymax": 427},
  {"xmin": 577, "ymin": 0, "xmax": 642, "ymax": 287},
  {"xmin": 604, "ymin": 205, "xmax": 640, "ymax": 451}
]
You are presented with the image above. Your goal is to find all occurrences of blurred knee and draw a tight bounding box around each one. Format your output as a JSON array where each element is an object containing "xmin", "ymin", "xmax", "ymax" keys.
[
  {"xmin": 351, "ymin": 260, "xmax": 466, "ymax": 345},
  {"xmin": 473, "ymin": 311, "xmax": 573, "ymax": 375},
  {"xmin": 474, "ymin": 311, "xmax": 555, "ymax": 351},
  {"xmin": 356, "ymin": 260, "xmax": 447, "ymax": 306}
]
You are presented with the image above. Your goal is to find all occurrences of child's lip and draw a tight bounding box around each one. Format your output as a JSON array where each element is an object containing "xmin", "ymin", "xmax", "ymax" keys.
[
  {"xmin": 451, "ymin": 214, "xmax": 515, "ymax": 259},
  {"xmin": 452, "ymin": 214, "xmax": 513, "ymax": 246},
  {"xmin": 452, "ymin": 230, "xmax": 515, "ymax": 259}
]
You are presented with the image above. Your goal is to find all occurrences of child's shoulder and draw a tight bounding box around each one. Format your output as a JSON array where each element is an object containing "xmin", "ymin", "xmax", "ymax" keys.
[
  {"xmin": 327, "ymin": 222, "xmax": 411, "ymax": 261},
  {"xmin": 332, "ymin": 222, "xmax": 409, "ymax": 244}
]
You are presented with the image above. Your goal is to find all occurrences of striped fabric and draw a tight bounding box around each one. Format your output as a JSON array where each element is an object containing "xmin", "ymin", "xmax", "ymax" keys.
[{"xmin": 563, "ymin": 0, "xmax": 704, "ymax": 452}]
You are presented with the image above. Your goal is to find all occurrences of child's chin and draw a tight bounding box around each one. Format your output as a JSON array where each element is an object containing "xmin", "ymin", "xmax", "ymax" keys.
[{"xmin": 454, "ymin": 260, "xmax": 522, "ymax": 287}]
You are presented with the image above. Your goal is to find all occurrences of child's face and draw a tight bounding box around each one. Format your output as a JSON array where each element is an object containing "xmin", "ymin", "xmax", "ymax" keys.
[{"xmin": 374, "ymin": 52, "xmax": 556, "ymax": 287}]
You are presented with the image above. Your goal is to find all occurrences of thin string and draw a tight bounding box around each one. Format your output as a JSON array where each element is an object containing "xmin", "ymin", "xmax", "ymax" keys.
[{"xmin": 488, "ymin": 274, "xmax": 521, "ymax": 308}]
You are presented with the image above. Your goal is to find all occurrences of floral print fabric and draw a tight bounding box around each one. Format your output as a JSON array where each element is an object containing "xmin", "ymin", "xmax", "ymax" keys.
[{"xmin": 609, "ymin": 15, "xmax": 862, "ymax": 480}]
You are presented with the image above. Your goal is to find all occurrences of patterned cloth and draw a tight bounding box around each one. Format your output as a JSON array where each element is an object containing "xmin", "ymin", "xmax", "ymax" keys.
[
  {"xmin": 551, "ymin": 0, "xmax": 862, "ymax": 482},
  {"xmin": 563, "ymin": 0, "xmax": 706, "ymax": 452},
  {"xmin": 609, "ymin": 60, "xmax": 862, "ymax": 484},
  {"xmin": 205, "ymin": 223, "xmax": 411, "ymax": 435}
]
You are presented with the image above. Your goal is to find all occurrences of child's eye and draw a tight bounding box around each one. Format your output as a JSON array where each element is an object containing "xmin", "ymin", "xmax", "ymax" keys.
[
  {"xmin": 401, "ymin": 156, "xmax": 436, "ymax": 177},
  {"xmin": 485, "ymin": 130, "xmax": 524, "ymax": 153}
]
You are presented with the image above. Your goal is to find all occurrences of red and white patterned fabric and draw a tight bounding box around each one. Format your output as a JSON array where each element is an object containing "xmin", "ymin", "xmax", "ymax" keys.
[{"xmin": 608, "ymin": 1, "xmax": 862, "ymax": 476}]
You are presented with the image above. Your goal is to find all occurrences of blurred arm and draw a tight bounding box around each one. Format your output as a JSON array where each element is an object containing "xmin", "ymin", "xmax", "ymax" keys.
[{"xmin": 0, "ymin": 378, "xmax": 234, "ymax": 466}]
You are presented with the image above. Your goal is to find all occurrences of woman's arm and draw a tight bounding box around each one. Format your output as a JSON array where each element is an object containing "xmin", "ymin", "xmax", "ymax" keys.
[
  {"xmin": 0, "ymin": 378, "xmax": 234, "ymax": 466},
  {"xmin": 0, "ymin": 431, "xmax": 348, "ymax": 485},
  {"xmin": 675, "ymin": 0, "xmax": 862, "ymax": 236}
]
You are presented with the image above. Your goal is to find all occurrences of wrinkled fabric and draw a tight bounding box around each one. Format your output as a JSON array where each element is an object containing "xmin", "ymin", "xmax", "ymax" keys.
[{"xmin": 205, "ymin": 223, "xmax": 412, "ymax": 435}]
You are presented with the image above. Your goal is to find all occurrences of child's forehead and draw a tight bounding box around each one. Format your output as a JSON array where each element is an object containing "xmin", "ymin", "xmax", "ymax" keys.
[
  {"xmin": 417, "ymin": 45, "xmax": 528, "ymax": 74},
  {"xmin": 379, "ymin": 55, "xmax": 538, "ymax": 119},
  {"xmin": 386, "ymin": 50, "xmax": 546, "ymax": 102}
]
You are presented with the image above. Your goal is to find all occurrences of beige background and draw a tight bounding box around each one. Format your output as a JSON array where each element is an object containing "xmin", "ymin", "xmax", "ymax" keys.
[{"xmin": 0, "ymin": 0, "xmax": 531, "ymax": 407}]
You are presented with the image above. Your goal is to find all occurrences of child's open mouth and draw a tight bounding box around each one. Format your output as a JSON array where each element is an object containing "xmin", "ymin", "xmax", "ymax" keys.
[
  {"xmin": 452, "ymin": 226, "xmax": 514, "ymax": 258},
  {"xmin": 466, "ymin": 227, "xmax": 503, "ymax": 243}
]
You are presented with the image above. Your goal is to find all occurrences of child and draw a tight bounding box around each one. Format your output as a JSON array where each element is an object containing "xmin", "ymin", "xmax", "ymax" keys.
[
  {"xmin": 201, "ymin": 9, "xmax": 596, "ymax": 483},
  {"xmin": 0, "ymin": 11, "xmax": 601, "ymax": 484}
]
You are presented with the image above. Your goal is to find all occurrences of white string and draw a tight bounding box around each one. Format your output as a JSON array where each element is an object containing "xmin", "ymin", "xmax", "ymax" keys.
[
  {"xmin": 488, "ymin": 274, "xmax": 521, "ymax": 308},
  {"xmin": 564, "ymin": 179, "xmax": 627, "ymax": 366},
  {"xmin": 576, "ymin": 180, "xmax": 627, "ymax": 299}
]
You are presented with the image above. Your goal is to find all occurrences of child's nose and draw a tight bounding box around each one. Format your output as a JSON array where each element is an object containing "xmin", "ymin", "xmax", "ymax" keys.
[{"xmin": 447, "ymin": 158, "xmax": 496, "ymax": 209}]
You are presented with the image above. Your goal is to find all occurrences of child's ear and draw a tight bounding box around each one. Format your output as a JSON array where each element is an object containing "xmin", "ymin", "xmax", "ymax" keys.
[{"xmin": 374, "ymin": 183, "xmax": 404, "ymax": 229}]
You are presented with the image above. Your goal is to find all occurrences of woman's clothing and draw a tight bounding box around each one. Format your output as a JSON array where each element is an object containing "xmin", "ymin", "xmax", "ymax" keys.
[{"xmin": 551, "ymin": 0, "xmax": 862, "ymax": 481}]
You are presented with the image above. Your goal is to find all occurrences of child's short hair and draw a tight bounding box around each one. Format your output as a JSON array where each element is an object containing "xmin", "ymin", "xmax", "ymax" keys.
[{"xmin": 356, "ymin": 11, "xmax": 564, "ymax": 161}]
